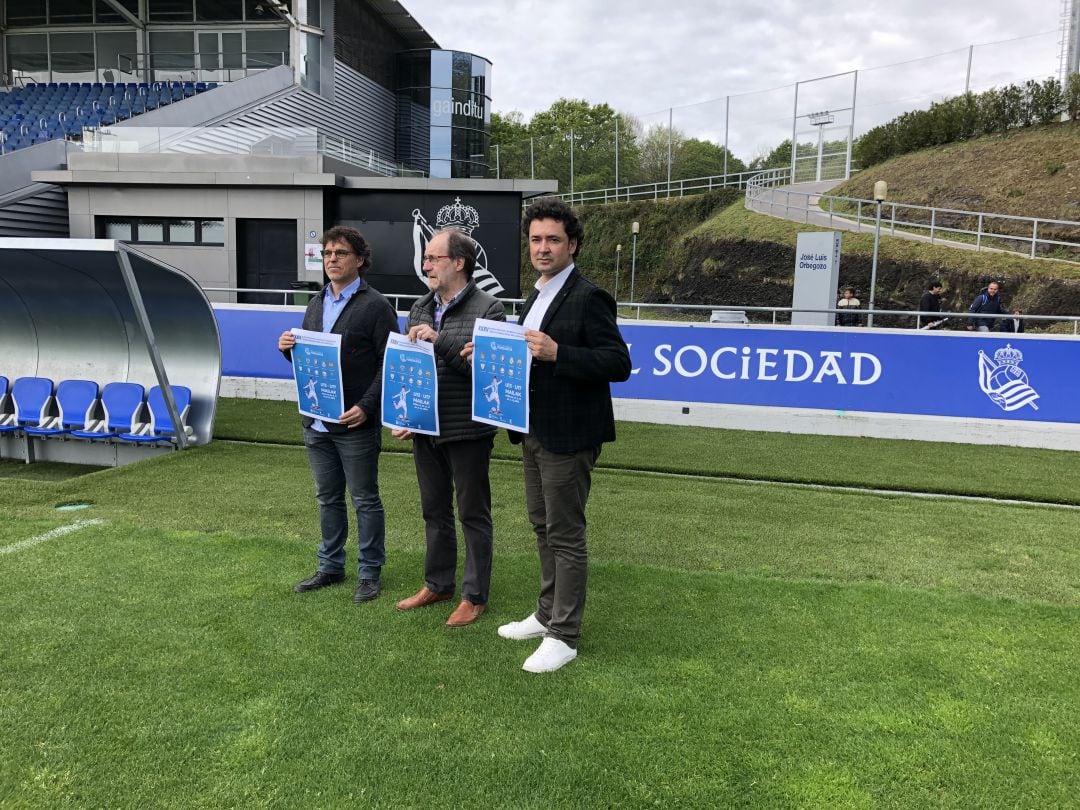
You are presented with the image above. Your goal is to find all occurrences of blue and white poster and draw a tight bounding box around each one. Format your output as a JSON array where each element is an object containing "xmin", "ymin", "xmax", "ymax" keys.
[
  {"xmin": 471, "ymin": 318, "xmax": 530, "ymax": 432},
  {"xmin": 381, "ymin": 331, "xmax": 439, "ymax": 436},
  {"xmin": 291, "ymin": 328, "xmax": 345, "ymax": 423}
]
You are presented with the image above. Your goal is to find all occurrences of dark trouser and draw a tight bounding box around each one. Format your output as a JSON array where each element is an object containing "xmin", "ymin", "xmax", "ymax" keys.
[
  {"xmin": 303, "ymin": 425, "xmax": 385, "ymax": 580},
  {"xmin": 413, "ymin": 433, "xmax": 495, "ymax": 604},
  {"xmin": 521, "ymin": 435, "xmax": 600, "ymax": 649}
]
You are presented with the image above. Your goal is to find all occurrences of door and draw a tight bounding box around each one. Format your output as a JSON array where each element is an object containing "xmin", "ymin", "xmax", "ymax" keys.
[{"xmin": 236, "ymin": 219, "xmax": 297, "ymax": 305}]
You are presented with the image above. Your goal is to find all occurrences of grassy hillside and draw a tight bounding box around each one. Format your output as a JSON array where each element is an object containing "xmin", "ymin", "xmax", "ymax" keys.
[
  {"xmin": 547, "ymin": 124, "xmax": 1080, "ymax": 326},
  {"xmin": 833, "ymin": 121, "xmax": 1080, "ymax": 222}
]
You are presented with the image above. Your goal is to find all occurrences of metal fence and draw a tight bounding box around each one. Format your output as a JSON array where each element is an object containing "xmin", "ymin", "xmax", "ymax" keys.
[
  {"xmin": 203, "ymin": 287, "xmax": 1080, "ymax": 333},
  {"xmin": 745, "ymin": 172, "xmax": 1080, "ymax": 263},
  {"xmin": 490, "ymin": 31, "xmax": 1062, "ymax": 193}
]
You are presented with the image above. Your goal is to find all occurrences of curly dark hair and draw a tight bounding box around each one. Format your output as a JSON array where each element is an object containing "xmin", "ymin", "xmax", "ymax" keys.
[
  {"xmin": 439, "ymin": 228, "xmax": 477, "ymax": 280},
  {"xmin": 321, "ymin": 226, "xmax": 372, "ymax": 273},
  {"xmin": 522, "ymin": 197, "xmax": 584, "ymax": 257}
]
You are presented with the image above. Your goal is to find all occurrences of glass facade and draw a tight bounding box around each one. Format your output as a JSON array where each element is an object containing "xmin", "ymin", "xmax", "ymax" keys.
[
  {"xmin": 4, "ymin": 0, "xmax": 292, "ymax": 83},
  {"xmin": 396, "ymin": 49, "xmax": 491, "ymax": 179}
]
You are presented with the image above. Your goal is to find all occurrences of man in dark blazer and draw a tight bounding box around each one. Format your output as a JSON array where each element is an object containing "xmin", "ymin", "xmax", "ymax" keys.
[
  {"xmin": 278, "ymin": 226, "xmax": 398, "ymax": 603},
  {"xmin": 492, "ymin": 197, "xmax": 631, "ymax": 673}
]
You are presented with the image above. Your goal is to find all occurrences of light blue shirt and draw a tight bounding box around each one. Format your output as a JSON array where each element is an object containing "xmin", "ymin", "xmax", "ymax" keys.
[
  {"xmin": 312, "ymin": 276, "xmax": 363, "ymax": 432},
  {"xmin": 322, "ymin": 276, "xmax": 363, "ymax": 332},
  {"xmin": 434, "ymin": 286, "xmax": 466, "ymax": 330}
]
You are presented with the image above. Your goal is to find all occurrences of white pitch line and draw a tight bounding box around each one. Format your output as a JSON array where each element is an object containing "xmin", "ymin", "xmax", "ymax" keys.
[{"xmin": 0, "ymin": 519, "xmax": 106, "ymax": 556}]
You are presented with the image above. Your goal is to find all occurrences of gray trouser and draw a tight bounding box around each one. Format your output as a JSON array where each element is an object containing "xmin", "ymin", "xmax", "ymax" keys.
[
  {"xmin": 413, "ymin": 433, "xmax": 495, "ymax": 604},
  {"xmin": 521, "ymin": 435, "xmax": 600, "ymax": 649}
]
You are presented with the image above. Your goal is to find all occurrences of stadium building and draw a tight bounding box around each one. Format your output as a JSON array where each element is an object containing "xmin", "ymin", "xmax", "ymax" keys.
[{"xmin": 0, "ymin": 0, "xmax": 554, "ymax": 300}]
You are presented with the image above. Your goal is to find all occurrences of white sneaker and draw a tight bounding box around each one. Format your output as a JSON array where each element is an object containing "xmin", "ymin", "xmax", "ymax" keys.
[
  {"xmin": 497, "ymin": 612, "xmax": 547, "ymax": 640},
  {"xmin": 522, "ymin": 638, "xmax": 577, "ymax": 673}
]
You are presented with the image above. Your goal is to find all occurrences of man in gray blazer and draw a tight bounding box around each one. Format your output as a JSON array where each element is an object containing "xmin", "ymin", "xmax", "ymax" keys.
[
  {"xmin": 393, "ymin": 229, "xmax": 505, "ymax": 627},
  {"xmin": 278, "ymin": 226, "xmax": 398, "ymax": 603}
]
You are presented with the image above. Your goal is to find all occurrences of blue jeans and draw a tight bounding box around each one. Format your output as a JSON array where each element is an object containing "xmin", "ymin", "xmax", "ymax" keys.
[{"xmin": 303, "ymin": 426, "xmax": 385, "ymax": 580}]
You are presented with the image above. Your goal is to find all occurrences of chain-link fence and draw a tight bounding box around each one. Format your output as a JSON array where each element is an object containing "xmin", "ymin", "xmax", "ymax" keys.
[{"xmin": 491, "ymin": 31, "xmax": 1063, "ymax": 192}]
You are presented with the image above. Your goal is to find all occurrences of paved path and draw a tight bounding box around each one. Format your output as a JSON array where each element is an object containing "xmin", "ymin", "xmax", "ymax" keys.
[{"xmin": 747, "ymin": 180, "xmax": 998, "ymax": 253}]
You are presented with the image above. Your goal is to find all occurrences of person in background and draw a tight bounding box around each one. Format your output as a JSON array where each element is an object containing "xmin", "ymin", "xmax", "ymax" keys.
[
  {"xmin": 999, "ymin": 309, "xmax": 1026, "ymax": 333},
  {"xmin": 919, "ymin": 280, "xmax": 946, "ymax": 329},
  {"xmin": 836, "ymin": 286, "xmax": 861, "ymax": 326},
  {"xmin": 967, "ymin": 280, "xmax": 1006, "ymax": 332}
]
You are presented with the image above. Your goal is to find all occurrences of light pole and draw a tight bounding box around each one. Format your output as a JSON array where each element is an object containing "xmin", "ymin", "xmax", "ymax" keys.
[
  {"xmin": 630, "ymin": 221, "xmax": 640, "ymax": 303},
  {"xmin": 615, "ymin": 243, "xmax": 622, "ymax": 301},
  {"xmin": 808, "ymin": 110, "xmax": 834, "ymax": 182},
  {"xmin": 868, "ymin": 180, "xmax": 887, "ymax": 328}
]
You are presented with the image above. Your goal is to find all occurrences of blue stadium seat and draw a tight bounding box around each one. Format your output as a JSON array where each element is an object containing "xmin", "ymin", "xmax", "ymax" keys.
[
  {"xmin": 118, "ymin": 385, "xmax": 192, "ymax": 444},
  {"xmin": 0, "ymin": 376, "xmax": 10, "ymax": 420},
  {"xmin": 0, "ymin": 377, "xmax": 54, "ymax": 434},
  {"xmin": 71, "ymin": 381, "xmax": 144, "ymax": 440},
  {"xmin": 25, "ymin": 379, "xmax": 99, "ymax": 437}
]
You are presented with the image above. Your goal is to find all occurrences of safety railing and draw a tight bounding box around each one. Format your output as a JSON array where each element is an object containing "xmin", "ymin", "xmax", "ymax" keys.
[
  {"xmin": 557, "ymin": 169, "xmax": 774, "ymax": 206},
  {"xmin": 745, "ymin": 175, "xmax": 1080, "ymax": 263},
  {"xmin": 116, "ymin": 52, "xmax": 287, "ymax": 85},
  {"xmin": 317, "ymin": 133, "xmax": 425, "ymax": 178},
  {"xmin": 202, "ymin": 287, "xmax": 1080, "ymax": 334}
]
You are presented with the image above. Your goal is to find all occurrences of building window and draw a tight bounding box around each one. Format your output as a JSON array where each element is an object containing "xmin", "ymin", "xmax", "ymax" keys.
[
  {"xmin": 7, "ymin": 0, "xmax": 47, "ymax": 26},
  {"xmin": 96, "ymin": 216, "xmax": 225, "ymax": 245}
]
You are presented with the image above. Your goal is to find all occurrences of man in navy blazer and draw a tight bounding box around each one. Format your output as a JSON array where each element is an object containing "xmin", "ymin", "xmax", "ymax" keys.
[{"xmin": 493, "ymin": 197, "xmax": 631, "ymax": 673}]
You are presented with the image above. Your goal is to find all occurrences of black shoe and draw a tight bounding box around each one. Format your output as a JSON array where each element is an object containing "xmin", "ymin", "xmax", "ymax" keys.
[
  {"xmin": 353, "ymin": 578, "xmax": 381, "ymax": 603},
  {"xmin": 294, "ymin": 570, "xmax": 345, "ymax": 593}
]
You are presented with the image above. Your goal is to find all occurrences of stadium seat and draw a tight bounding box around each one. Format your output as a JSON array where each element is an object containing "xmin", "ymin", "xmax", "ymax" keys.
[
  {"xmin": 118, "ymin": 385, "xmax": 192, "ymax": 444},
  {"xmin": 24, "ymin": 379, "xmax": 99, "ymax": 437},
  {"xmin": 0, "ymin": 377, "xmax": 55, "ymax": 434},
  {"xmin": 70, "ymin": 381, "xmax": 144, "ymax": 440},
  {"xmin": 0, "ymin": 375, "xmax": 10, "ymax": 422}
]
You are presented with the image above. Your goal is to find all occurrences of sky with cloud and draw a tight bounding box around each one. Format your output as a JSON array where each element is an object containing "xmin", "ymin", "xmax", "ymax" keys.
[{"xmin": 402, "ymin": 0, "xmax": 1066, "ymax": 161}]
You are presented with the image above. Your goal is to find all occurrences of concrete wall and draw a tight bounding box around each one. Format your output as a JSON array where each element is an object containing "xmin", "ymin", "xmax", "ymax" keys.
[
  {"xmin": 65, "ymin": 183, "xmax": 325, "ymax": 299},
  {"xmin": 54, "ymin": 151, "xmax": 331, "ymax": 299}
]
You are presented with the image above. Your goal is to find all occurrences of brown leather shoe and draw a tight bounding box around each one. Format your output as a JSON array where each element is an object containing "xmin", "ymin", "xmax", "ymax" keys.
[
  {"xmin": 446, "ymin": 599, "xmax": 486, "ymax": 627},
  {"xmin": 396, "ymin": 587, "xmax": 452, "ymax": 611}
]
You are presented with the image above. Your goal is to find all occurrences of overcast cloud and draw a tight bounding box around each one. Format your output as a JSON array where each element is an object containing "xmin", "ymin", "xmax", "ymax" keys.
[{"xmin": 402, "ymin": 0, "xmax": 1064, "ymax": 160}]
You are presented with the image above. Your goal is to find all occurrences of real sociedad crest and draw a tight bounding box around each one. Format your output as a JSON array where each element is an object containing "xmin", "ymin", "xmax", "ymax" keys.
[
  {"xmin": 411, "ymin": 197, "xmax": 505, "ymax": 295},
  {"xmin": 977, "ymin": 344, "xmax": 1039, "ymax": 411}
]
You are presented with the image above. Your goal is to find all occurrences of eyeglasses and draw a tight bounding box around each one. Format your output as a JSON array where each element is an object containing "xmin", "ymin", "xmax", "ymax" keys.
[
  {"xmin": 422, "ymin": 254, "xmax": 451, "ymax": 264},
  {"xmin": 321, "ymin": 249, "xmax": 354, "ymax": 259}
]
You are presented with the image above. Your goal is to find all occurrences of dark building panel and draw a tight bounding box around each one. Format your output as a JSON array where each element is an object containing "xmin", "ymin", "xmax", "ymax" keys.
[
  {"xmin": 330, "ymin": 189, "xmax": 520, "ymax": 298},
  {"xmin": 333, "ymin": 0, "xmax": 409, "ymax": 92}
]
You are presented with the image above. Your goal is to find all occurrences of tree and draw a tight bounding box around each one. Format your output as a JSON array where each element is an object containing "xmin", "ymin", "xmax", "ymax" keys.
[
  {"xmin": 637, "ymin": 125, "xmax": 746, "ymax": 184},
  {"xmin": 749, "ymin": 139, "xmax": 793, "ymax": 171},
  {"xmin": 528, "ymin": 98, "xmax": 627, "ymax": 191},
  {"xmin": 636, "ymin": 123, "xmax": 685, "ymax": 184},
  {"xmin": 677, "ymin": 138, "xmax": 747, "ymax": 179},
  {"xmin": 489, "ymin": 110, "xmax": 530, "ymax": 178}
]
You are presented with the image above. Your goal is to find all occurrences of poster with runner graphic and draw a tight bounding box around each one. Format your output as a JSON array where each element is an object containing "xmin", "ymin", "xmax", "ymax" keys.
[
  {"xmin": 471, "ymin": 318, "xmax": 529, "ymax": 432},
  {"xmin": 381, "ymin": 331, "xmax": 439, "ymax": 436},
  {"xmin": 291, "ymin": 328, "xmax": 345, "ymax": 422}
]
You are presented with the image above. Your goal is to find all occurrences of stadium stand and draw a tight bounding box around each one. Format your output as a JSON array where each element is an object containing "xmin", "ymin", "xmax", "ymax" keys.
[{"xmin": 0, "ymin": 82, "xmax": 219, "ymax": 154}]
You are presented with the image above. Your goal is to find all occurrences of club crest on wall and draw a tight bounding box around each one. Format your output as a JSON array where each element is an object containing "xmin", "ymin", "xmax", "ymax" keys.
[
  {"xmin": 977, "ymin": 344, "xmax": 1039, "ymax": 412},
  {"xmin": 411, "ymin": 197, "xmax": 505, "ymax": 295}
]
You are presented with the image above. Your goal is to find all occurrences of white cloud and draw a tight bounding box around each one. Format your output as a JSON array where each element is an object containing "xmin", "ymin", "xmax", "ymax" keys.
[{"xmin": 402, "ymin": 0, "xmax": 1063, "ymax": 160}]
